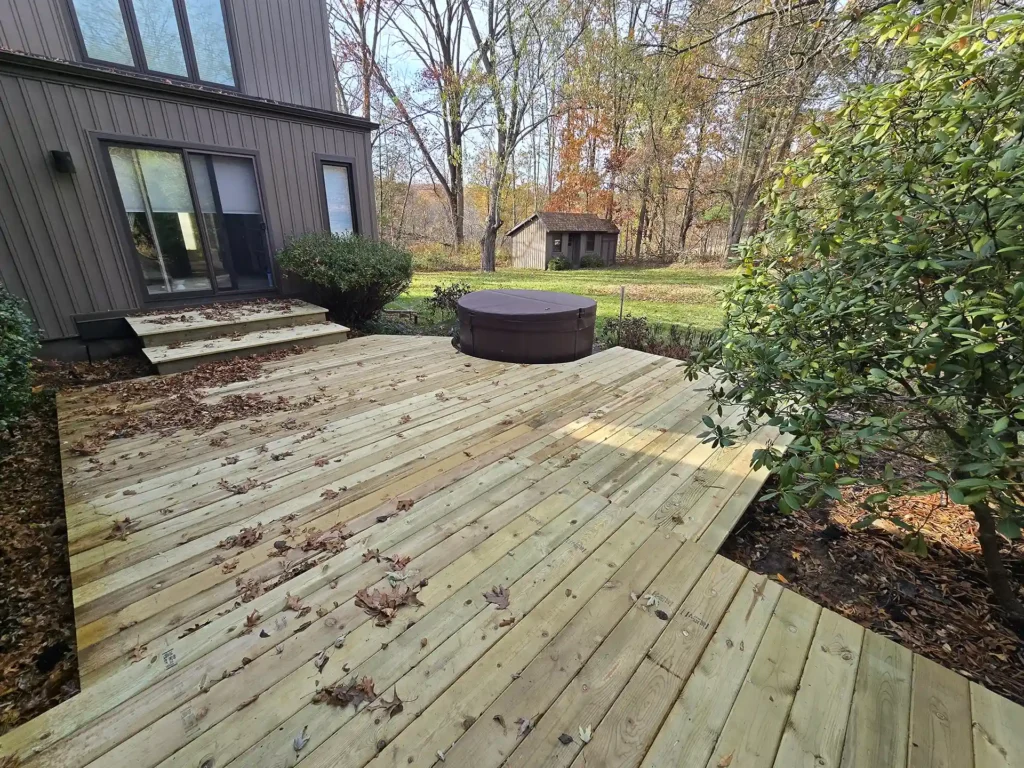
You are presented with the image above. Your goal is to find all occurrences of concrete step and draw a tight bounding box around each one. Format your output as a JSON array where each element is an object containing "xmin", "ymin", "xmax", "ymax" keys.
[
  {"xmin": 142, "ymin": 321, "xmax": 350, "ymax": 374},
  {"xmin": 127, "ymin": 300, "xmax": 328, "ymax": 347}
]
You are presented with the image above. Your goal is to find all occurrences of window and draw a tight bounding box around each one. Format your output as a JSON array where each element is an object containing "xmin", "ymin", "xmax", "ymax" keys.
[
  {"xmin": 68, "ymin": 0, "xmax": 237, "ymax": 87},
  {"xmin": 553, "ymin": 234, "xmax": 563, "ymax": 253},
  {"xmin": 586, "ymin": 233, "xmax": 596, "ymax": 252},
  {"xmin": 106, "ymin": 143, "xmax": 271, "ymax": 297},
  {"xmin": 319, "ymin": 161, "xmax": 358, "ymax": 236}
]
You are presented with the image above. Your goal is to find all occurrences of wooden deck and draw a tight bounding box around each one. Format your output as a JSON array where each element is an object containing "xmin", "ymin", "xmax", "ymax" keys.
[{"xmin": 1, "ymin": 335, "xmax": 1020, "ymax": 767}]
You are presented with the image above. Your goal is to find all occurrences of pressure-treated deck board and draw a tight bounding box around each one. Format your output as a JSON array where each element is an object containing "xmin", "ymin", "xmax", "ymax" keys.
[{"xmin": 1, "ymin": 335, "xmax": 1021, "ymax": 768}]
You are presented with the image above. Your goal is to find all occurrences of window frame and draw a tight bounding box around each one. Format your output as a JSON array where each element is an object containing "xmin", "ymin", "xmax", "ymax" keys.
[
  {"xmin": 585, "ymin": 232, "xmax": 596, "ymax": 252},
  {"xmin": 93, "ymin": 132, "xmax": 276, "ymax": 305},
  {"xmin": 315, "ymin": 154, "xmax": 362, "ymax": 237},
  {"xmin": 552, "ymin": 233, "xmax": 563, "ymax": 253},
  {"xmin": 65, "ymin": 0, "xmax": 241, "ymax": 90}
]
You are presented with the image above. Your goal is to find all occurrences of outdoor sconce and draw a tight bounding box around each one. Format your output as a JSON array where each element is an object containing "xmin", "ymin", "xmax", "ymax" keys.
[{"xmin": 50, "ymin": 150, "xmax": 76, "ymax": 174}]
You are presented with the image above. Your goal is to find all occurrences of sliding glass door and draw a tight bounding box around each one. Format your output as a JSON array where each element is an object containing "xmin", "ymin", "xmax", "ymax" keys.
[{"xmin": 106, "ymin": 143, "xmax": 273, "ymax": 298}]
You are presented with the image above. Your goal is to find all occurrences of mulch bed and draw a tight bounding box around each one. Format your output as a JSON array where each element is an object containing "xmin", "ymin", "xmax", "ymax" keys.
[
  {"xmin": 0, "ymin": 356, "xmax": 148, "ymax": 732},
  {"xmin": 722, "ymin": 452, "xmax": 1024, "ymax": 707}
]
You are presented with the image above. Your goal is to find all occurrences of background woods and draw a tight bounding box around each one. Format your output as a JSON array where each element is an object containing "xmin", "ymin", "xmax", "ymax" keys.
[{"xmin": 328, "ymin": 0, "xmax": 896, "ymax": 268}]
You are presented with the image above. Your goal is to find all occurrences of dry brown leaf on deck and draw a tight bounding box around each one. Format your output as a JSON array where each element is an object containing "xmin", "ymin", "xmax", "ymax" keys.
[
  {"xmin": 717, "ymin": 752, "xmax": 734, "ymax": 767},
  {"xmin": 386, "ymin": 554, "xmax": 412, "ymax": 570},
  {"xmin": 484, "ymin": 585, "xmax": 511, "ymax": 610},
  {"xmin": 236, "ymin": 578, "xmax": 264, "ymax": 602},
  {"xmin": 218, "ymin": 477, "xmax": 264, "ymax": 495},
  {"xmin": 222, "ymin": 455, "xmax": 240, "ymax": 466},
  {"xmin": 516, "ymin": 717, "xmax": 532, "ymax": 738},
  {"xmin": 314, "ymin": 676, "xmax": 377, "ymax": 708},
  {"xmin": 236, "ymin": 694, "xmax": 260, "ymax": 711},
  {"xmin": 285, "ymin": 594, "xmax": 304, "ymax": 611},
  {"xmin": 245, "ymin": 610, "xmax": 261, "ymax": 628},
  {"xmin": 396, "ymin": 498, "xmax": 415, "ymax": 511},
  {"xmin": 314, "ymin": 456, "xmax": 329, "ymax": 467},
  {"xmin": 271, "ymin": 451, "xmax": 293, "ymax": 461},
  {"xmin": 368, "ymin": 688, "xmax": 405, "ymax": 718},
  {"xmin": 129, "ymin": 643, "xmax": 148, "ymax": 663},
  {"xmin": 362, "ymin": 548, "xmax": 382, "ymax": 563},
  {"xmin": 320, "ymin": 488, "xmax": 340, "ymax": 500},
  {"xmin": 105, "ymin": 516, "xmax": 138, "ymax": 541},
  {"xmin": 354, "ymin": 585, "xmax": 424, "ymax": 626},
  {"xmin": 218, "ymin": 523, "xmax": 263, "ymax": 549},
  {"xmin": 220, "ymin": 559, "xmax": 239, "ymax": 574}
]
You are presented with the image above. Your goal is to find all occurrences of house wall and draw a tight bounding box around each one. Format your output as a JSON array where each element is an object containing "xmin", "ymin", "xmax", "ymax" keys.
[
  {"xmin": 0, "ymin": 0, "xmax": 335, "ymax": 111},
  {"xmin": 510, "ymin": 219, "xmax": 546, "ymax": 269},
  {"xmin": 0, "ymin": 56, "xmax": 376, "ymax": 340}
]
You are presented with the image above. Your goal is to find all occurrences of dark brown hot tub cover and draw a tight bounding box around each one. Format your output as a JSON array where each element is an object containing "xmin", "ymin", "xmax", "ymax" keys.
[{"xmin": 457, "ymin": 289, "xmax": 597, "ymax": 364}]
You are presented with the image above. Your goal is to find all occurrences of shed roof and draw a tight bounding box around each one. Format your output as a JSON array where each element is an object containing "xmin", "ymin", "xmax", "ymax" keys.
[{"xmin": 507, "ymin": 211, "xmax": 619, "ymax": 237}]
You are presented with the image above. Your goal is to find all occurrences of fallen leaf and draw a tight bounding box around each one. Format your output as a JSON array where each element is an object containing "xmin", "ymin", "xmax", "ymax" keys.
[
  {"xmin": 354, "ymin": 585, "xmax": 424, "ymax": 626},
  {"xmin": 558, "ymin": 733, "xmax": 574, "ymax": 745},
  {"xmin": 219, "ymin": 524, "xmax": 263, "ymax": 549},
  {"xmin": 516, "ymin": 717, "xmax": 532, "ymax": 738},
  {"xmin": 106, "ymin": 516, "xmax": 138, "ymax": 541},
  {"xmin": 717, "ymin": 752, "xmax": 734, "ymax": 767},
  {"xmin": 293, "ymin": 725, "xmax": 310, "ymax": 752},
  {"xmin": 285, "ymin": 594, "xmax": 304, "ymax": 612},
  {"xmin": 314, "ymin": 676, "xmax": 377, "ymax": 708},
  {"xmin": 396, "ymin": 498, "xmax": 415, "ymax": 511},
  {"xmin": 578, "ymin": 725, "xmax": 592, "ymax": 744},
  {"xmin": 129, "ymin": 643, "xmax": 148, "ymax": 663},
  {"xmin": 368, "ymin": 688, "xmax": 405, "ymax": 718},
  {"xmin": 236, "ymin": 694, "xmax": 259, "ymax": 711},
  {"xmin": 484, "ymin": 585, "xmax": 511, "ymax": 610}
]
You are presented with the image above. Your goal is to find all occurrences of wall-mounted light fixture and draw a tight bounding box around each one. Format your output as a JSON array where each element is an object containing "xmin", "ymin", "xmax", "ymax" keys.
[{"xmin": 50, "ymin": 150, "xmax": 76, "ymax": 174}]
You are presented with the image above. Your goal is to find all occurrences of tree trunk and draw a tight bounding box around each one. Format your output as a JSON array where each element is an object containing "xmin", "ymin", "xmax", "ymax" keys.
[
  {"xmin": 972, "ymin": 502, "xmax": 1024, "ymax": 633},
  {"xmin": 634, "ymin": 170, "xmax": 650, "ymax": 259}
]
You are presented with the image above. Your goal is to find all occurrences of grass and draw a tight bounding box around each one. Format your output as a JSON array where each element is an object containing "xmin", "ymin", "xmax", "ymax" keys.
[{"xmin": 387, "ymin": 264, "xmax": 735, "ymax": 333}]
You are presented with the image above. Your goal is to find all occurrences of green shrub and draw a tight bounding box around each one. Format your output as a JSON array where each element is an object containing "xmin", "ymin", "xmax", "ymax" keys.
[
  {"xmin": 427, "ymin": 281, "xmax": 472, "ymax": 318},
  {"xmin": 600, "ymin": 315, "xmax": 718, "ymax": 361},
  {"xmin": 276, "ymin": 233, "xmax": 413, "ymax": 327},
  {"xmin": 688, "ymin": 0, "xmax": 1024, "ymax": 622},
  {"xmin": 548, "ymin": 256, "xmax": 570, "ymax": 271},
  {"xmin": 0, "ymin": 284, "xmax": 38, "ymax": 432},
  {"xmin": 580, "ymin": 254, "xmax": 604, "ymax": 269}
]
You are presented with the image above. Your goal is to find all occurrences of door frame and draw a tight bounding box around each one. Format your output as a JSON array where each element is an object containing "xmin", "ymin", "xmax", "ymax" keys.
[{"xmin": 91, "ymin": 131, "xmax": 279, "ymax": 305}]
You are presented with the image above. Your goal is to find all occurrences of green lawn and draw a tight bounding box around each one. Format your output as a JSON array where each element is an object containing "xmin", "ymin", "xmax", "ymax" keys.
[{"xmin": 389, "ymin": 265, "xmax": 735, "ymax": 332}]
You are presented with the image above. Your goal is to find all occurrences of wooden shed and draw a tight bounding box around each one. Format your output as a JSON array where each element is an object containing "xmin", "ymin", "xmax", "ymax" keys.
[{"xmin": 507, "ymin": 211, "xmax": 619, "ymax": 269}]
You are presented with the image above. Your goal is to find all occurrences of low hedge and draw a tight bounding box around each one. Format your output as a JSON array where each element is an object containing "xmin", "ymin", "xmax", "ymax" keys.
[
  {"xmin": 0, "ymin": 284, "xmax": 38, "ymax": 432},
  {"xmin": 276, "ymin": 233, "xmax": 413, "ymax": 326}
]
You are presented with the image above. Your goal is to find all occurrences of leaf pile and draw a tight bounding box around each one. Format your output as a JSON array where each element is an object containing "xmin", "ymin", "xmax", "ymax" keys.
[
  {"xmin": 313, "ymin": 676, "xmax": 377, "ymax": 708},
  {"xmin": 1, "ymin": 356, "xmax": 147, "ymax": 729},
  {"xmin": 301, "ymin": 524, "xmax": 352, "ymax": 554},
  {"xmin": 354, "ymin": 586, "xmax": 424, "ymax": 626}
]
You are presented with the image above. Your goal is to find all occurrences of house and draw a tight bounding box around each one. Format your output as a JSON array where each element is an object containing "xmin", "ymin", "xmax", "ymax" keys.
[
  {"xmin": 0, "ymin": 0, "xmax": 378, "ymax": 358},
  {"xmin": 507, "ymin": 211, "xmax": 619, "ymax": 269}
]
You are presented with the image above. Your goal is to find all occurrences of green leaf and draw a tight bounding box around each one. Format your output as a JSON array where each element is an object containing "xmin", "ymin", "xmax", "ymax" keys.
[
  {"xmin": 973, "ymin": 342, "xmax": 997, "ymax": 353},
  {"xmin": 997, "ymin": 519, "xmax": 1022, "ymax": 540}
]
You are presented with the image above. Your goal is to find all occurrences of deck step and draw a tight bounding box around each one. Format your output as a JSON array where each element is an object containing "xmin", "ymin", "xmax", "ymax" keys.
[
  {"xmin": 127, "ymin": 300, "xmax": 328, "ymax": 347},
  {"xmin": 142, "ymin": 321, "xmax": 350, "ymax": 374}
]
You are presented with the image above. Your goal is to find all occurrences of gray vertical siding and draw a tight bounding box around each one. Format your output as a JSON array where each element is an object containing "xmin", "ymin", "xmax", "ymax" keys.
[
  {"xmin": 0, "ymin": 57, "xmax": 375, "ymax": 340},
  {"xmin": 0, "ymin": 0, "xmax": 335, "ymax": 111},
  {"xmin": 510, "ymin": 219, "xmax": 547, "ymax": 269},
  {"xmin": 0, "ymin": 0, "xmax": 75, "ymax": 59},
  {"xmin": 227, "ymin": 0, "xmax": 335, "ymax": 111}
]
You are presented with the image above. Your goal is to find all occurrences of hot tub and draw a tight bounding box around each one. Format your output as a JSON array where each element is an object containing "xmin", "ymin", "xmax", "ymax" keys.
[{"xmin": 457, "ymin": 289, "xmax": 597, "ymax": 364}]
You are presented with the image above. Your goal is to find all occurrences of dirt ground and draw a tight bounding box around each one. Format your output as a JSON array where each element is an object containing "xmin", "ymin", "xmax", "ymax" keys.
[
  {"xmin": 722, "ymin": 454, "xmax": 1024, "ymax": 707},
  {"xmin": 0, "ymin": 356, "xmax": 148, "ymax": 732}
]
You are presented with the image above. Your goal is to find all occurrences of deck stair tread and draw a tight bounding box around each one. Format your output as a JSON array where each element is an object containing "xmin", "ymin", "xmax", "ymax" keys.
[
  {"xmin": 128, "ymin": 300, "xmax": 328, "ymax": 345},
  {"xmin": 143, "ymin": 321, "xmax": 349, "ymax": 367}
]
